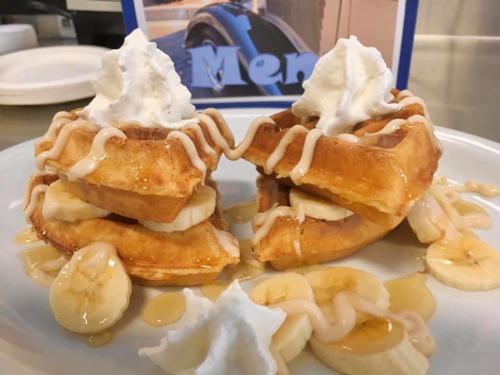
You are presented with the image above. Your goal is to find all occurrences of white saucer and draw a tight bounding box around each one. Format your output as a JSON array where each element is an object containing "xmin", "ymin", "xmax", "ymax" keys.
[{"xmin": 0, "ymin": 46, "xmax": 107, "ymax": 105}]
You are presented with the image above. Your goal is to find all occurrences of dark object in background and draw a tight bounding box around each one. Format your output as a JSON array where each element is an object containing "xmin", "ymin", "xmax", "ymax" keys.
[
  {"xmin": 0, "ymin": 0, "xmax": 66, "ymax": 14},
  {"xmin": 72, "ymin": 11, "xmax": 124, "ymax": 49},
  {"xmin": 0, "ymin": 0, "xmax": 125, "ymax": 49}
]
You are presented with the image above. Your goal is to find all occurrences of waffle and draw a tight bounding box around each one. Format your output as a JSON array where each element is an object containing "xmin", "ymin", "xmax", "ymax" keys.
[
  {"xmin": 243, "ymin": 90, "xmax": 441, "ymax": 227},
  {"xmin": 25, "ymin": 174, "xmax": 239, "ymax": 286},
  {"xmin": 253, "ymin": 175, "xmax": 390, "ymax": 269},
  {"xmin": 34, "ymin": 109, "xmax": 234, "ymax": 223}
]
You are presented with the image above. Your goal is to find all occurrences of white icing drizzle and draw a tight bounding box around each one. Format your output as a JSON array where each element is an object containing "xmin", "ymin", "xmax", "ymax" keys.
[
  {"xmin": 67, "ymin": 127, "xmax": 127, "ymax": 181},
  {"xmin": 264, "ymin": 125, "xmax": 308, "ymax": 174},
  {"xmin": 272, "ymin": 291, "xmax": 435, "ymax": 356},
  {"xmin": 210, "ymin": 224, "xmax": 240, "ymax": 257},
  {"xmin": 461, "ymin": 213, "xmax": 491, "ymax": 229},
  {"xmin": 418, "ymin": 178, "xmax": 493, "ymax": 240},
  {"xmin": 36, "ymin": 111, "xmax": 72, "ymax": 146},
  {"xmin": 364, "ymin": 118, "xmax": 407, "ymax": 137},
  {"xmin": 456, "ymin": 180, "xmax": 500, "ymax": 198},
  {"xmin": 23, "ymin": 171, "xmax": 56, "ymax": 210},
  {"xmin": 399, "ymin": 96, "xmax": 429, "ymax": 116},
  {"xmin": 24, "ymin": 184, "xmax": 48, "ymax": 219},
  {"xmin": 292, "ymin": 240, "xmax": 302, "ymax": 257},
  {"xmin": 203, "ymin": 108, "xmax": 235, "ymax": 147},
  {"xmin": 183, "ymin": 122, "xmax": 218, "ymax": 164},
  {"xmin": 199, "ymin": 113, "xmax": 274, "ymax": 160},
  {"xmin": 167, "ymin": 130, "xmax": 207, "ymax": 182},
  {"xmin": 335, "ymin": 133, "xmax": 359, "ymax": 143},
  {"xmin": 252, "ymin": 206, "xmax": 305, "ymax": 247},
  {"xmin": 36, "ymin": 118, "xmax": 92, "ymax": 170},
  {"xmin": 290, "ymin": 128, "xmax": 323, "ymax": 185}
]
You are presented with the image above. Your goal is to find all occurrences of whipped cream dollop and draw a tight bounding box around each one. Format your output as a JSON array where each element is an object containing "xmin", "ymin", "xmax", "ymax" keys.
[
  {"xmin": 292, "ymin": 36, "xmax": 400, "ymax": 136},
  {"xmin": 82, "ymin": 28, "xmax": 197, "ymax": 128},
  {"xmin": 139, "ymin": 281, "xmax": 286, "ymax": 375}
]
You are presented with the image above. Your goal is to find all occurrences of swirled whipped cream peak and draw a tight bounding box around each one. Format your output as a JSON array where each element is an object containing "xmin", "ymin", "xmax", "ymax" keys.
[
  {"xmin": 81, "ymin": 28, "xmax": 197, "ymax": 128},
  {"xmin": 139, "ymin": 281, "xmax": 286, "ymax": 375},
  {"xmin": 292, "ymin": 36, "xmax": 401, "ymax": 136}
]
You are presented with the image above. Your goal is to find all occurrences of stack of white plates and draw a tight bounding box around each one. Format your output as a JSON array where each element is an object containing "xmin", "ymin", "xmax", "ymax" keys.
[{"xmin": 0, "ymin": 46, "xmax": 108, "ymax": 105}]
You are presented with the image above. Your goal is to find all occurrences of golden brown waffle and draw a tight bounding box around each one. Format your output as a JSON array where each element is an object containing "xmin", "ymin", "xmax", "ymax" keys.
[
  {"xmin": 253, "ymin": 175, "xmax": 390, "ymax": 270},
  {"xmin": 35, "ymin": 110, "xmax": 233, "ymax": 222},
  {"xmin": 243, "ymin": 91, "xmax": 441, "ymax": 227},
  {"xmin": 26, "ymin": 175, "xmax": 238, "ymax": 286}
]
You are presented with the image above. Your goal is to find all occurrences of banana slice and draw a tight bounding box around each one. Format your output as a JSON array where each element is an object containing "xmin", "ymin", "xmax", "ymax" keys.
[
  {"xmin": 310, "ymin": 319, "xmax": 428, "ymax": 375},
  {"xmin": 49, "ymin": 242, "xmax": 132, "ymax": 333},
  {"xmin": 406, "ymin": 190, "xmax": 448, "ymax": 244},
  {"xmin": 305, "ymin": 267, "xmax": 389, "ymax": 324},
  {"xmin": 272, "ymin": 313, "xmax": 312, "ymax": 363},
  {"xmin": 289, "ymin": 188, "xmax": 353, "ymax": 221},
  {"xmin": 42, "ymin": 180, "xmax": 110, "ymax": 222},
  {"xmin": 426, "ymin": 232, "xmax": 500, "ymax": 291},
  {"xmin": 384, "ymin": 273, "xmax": 436, "ymax": 322},
  {"xmin": 141, "ymin": 186, "xmax": 216, "ymax": 233},
  {"xmin": 250, "ymin": 273, "xmax": 314, "ymax": 362}
]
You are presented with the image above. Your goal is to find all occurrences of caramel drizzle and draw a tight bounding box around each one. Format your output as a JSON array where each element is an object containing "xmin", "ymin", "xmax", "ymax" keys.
[{"xmin": 271, "ymin": 291, "xmax": 435, "ymax": 356}]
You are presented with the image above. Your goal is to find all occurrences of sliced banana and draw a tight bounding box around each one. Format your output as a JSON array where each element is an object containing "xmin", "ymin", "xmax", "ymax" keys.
[
  {"xmin": 384, "ymin": 273, "xmax": 436, "ymax": 322},
  {"xmin": 406, "ymin": 190, "xmax": 449, "ymax": 244},
  {"xmin": 426, "ymin": 232, "xmax": 500, "ymax": 291},
  {"xmin": 289, "ymin": 188, "xmax": 353, "ymax": 221},
  {"xmin": 49, "ymin": 242, "xmax": 132, "ymax": 333},
  {"xmin": 305, "ymin": 267, "xmax": 389, "ymax": 324},
  {"xmin": 250, "ymin": 273, "xmax": 314, "ymax": 362},
  {"xmin": 272, "ymin": 313, "xmax": 312, "ymax": 363},
  {"xmin": 310, "ymin": 319, "xmax": 428, "ymax": 375},
  {"xmin": 141, "ymin": 186, "xmax": 216, "ymax": 233},
  {"xmin": 42, "ymin": 180, "xmax": 110, "ymax": 222}
]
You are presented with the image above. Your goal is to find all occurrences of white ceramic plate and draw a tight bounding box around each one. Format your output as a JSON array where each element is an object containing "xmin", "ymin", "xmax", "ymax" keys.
[
  {"xmin": 0, "ymin": 109, "xmax": 499, "ymax": 374},
  {"xmin": 0, "ymin": 46, "xmax": 107, "ymax": 105}
]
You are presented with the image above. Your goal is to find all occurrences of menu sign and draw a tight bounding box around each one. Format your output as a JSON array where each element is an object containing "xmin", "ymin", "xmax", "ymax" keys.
[{"xmin": 121, "ymin": 0, "xmax": 417, "ymax": 102}]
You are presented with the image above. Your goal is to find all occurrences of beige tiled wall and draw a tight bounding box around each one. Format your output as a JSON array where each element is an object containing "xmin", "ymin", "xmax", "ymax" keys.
[{"xmin": 409, "ymin": 0, "xmax": 500, "ymax": 141}]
